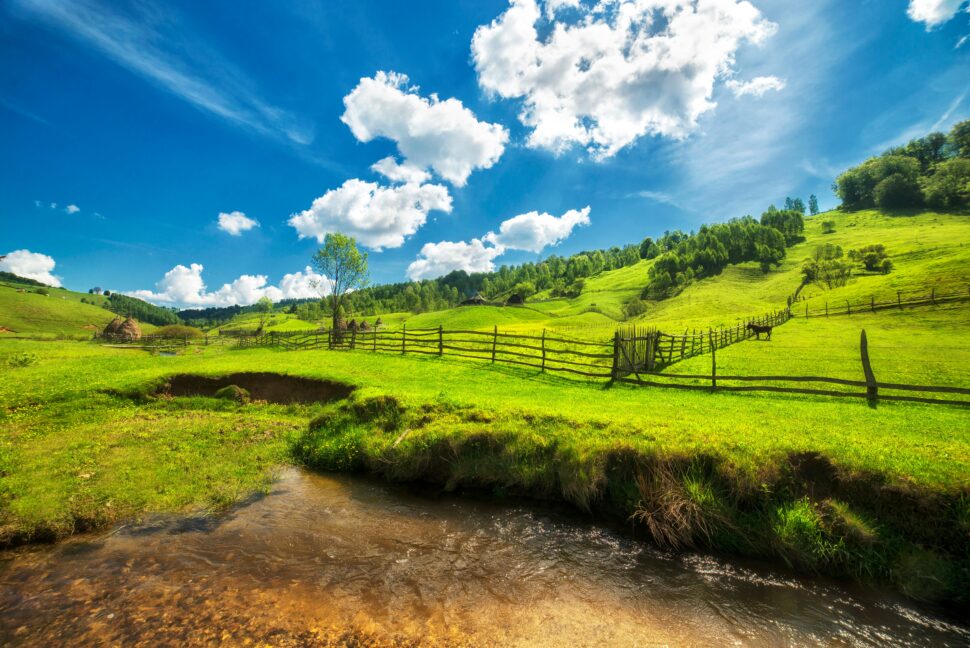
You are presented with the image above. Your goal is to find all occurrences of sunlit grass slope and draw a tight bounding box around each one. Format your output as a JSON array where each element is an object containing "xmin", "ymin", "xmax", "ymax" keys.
[
  {"xmin": 669, "ymin": 303, "xmax": 970, "ymax": 388},
  {"xmin": 355, "ymin": 209, "xmax": 968, "ymax": 334},
  {"xmin": 0, "ymin": 279, "xmax": 120, "ymax": 337}
]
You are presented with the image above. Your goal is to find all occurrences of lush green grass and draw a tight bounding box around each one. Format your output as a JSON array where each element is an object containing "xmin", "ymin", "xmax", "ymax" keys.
[
  {"xmin": 1, "ymin": 337, "xmax": 966, "ymax": 600},
  {"xmin": 670, "ymin": 303, "xmax": 970, "ymax": 388},
  {"xmin": 0, "ymin": 280, "xmax": 118, "ymax": 337}
]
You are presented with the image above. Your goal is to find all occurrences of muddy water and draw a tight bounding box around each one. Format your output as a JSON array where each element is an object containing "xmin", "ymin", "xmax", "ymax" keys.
[{"xmin": 1, "ymin": 469, "xmax": 967, "ymax": 647}]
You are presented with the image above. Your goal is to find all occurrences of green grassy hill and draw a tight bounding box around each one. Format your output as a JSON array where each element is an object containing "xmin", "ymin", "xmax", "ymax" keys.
[
  {"xmin": 300, "ymin": 208, "xmax": 967, "ymax": 336},
  {"xmin": 0, "ymin": 279, "xmax": 161, "ymax": 338}
]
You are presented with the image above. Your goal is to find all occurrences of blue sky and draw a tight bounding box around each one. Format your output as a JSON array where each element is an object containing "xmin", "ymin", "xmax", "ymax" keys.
[{"xmin": 1, "ymin": 0, "xmax": 967, "ymax": 306}]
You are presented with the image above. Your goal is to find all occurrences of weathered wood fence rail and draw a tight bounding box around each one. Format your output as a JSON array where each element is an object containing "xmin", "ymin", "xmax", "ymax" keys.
[
  {"xmin": 615, "ymin": 308, "xmax": 791, "ymax": 374},
  {"xmin": 793, "ymin": 284, "xmax": 970, "ymax": 318},
  {"xmin": 616, "ymin": 330, "xmax": 970, "ymax": 407},
  {"xmin": 232, "ymin": 323, "xmax": 968, "ymax": 407}
]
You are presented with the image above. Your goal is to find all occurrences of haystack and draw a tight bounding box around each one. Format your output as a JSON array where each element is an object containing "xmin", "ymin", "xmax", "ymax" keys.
[
  {"xmin": 103, "ymin": 316, "xmax": 124, "ymax": 336},
  {"xmin": 116, "ymin": 317, "xmax": 142, "ymax": 341},
  {"xmin": 348, "ymin": 319, "xmax": 358, "ymax": 331},
  {"xmin": 375, "ymin": 317, "xmax": 383, "ymax": 328},
  {"xmin": 359, "ymin": 320, "xmax": 370, "ymax": 330}
]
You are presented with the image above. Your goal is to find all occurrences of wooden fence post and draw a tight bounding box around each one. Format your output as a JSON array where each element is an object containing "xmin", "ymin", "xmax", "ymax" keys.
[
  {"xmin": 438, "ymin": 325, "xmax": 443, "ymax": 356},
  {"xmin": 931, "ymin": 287, "xmax": 936, "ymax": 305},
  {"xmin": 491, "ymin": 325, "xmax": 497, "ymax": 363},
  {"xmin": 373, "ymin": 330, "xmax": 377, "ymax": 352},
  {"xmin": 611, "ymin": 331, "xmax": 620, "ymax": 381},
  {"xmin": 846, "ymin": 300, "xmax": 851, "ymax": 316},
  {"xmin": 805, "ymin": 303, "xmax": 808, "ymax": 317},
  {"xmin": 860, "ymin": 329, "xmax": 877, "ymax": 406},
  {"xmin": 709, "ymin": 331, "xmax": 717, "ymax": 392},
  {"xmin": 871, "ymin": 295, "xmax": 875, "ymax": 312},
  {"xmin": 897, "ymin": 291, "xmax": 902, "ymax": 310},
  {"xmin": 351, "ymin": 327, "xmax": 356, "ymax": 350},
  {"xmin": 204, "ymin": 333, "xmax": 209, "ymax": 346},
  {"xmin": 541, "ymin": 329, "xmax": 547, "ymax": 372},
  {"xmin": 401, "ymin": 324, "xmax": 407, "ymax": 355},
  {"xmin": 825, "ymin": 302, "xmax": 828, "ymax": 317}
]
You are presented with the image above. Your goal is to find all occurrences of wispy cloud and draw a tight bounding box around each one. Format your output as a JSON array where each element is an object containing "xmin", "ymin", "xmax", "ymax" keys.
[{"xmin": 9, "ymin": 0, "xmax": 314, "ymax": 146}]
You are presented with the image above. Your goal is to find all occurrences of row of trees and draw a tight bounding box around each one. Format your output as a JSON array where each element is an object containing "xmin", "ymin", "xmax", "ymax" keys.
[
  {"xmin": 834, "ymin": 120, "xmax": 970, "ymax": 211},
  {"xmin": 640, "ymin": 207, "xmax": 804, "ymax": 299},
  {"xmin": 341, "ymin": 243, "xmax": 643, "ymax": 315},
  {"xmin": 104, "ymin": 293, "xmax": 181, "ymax": 326}
]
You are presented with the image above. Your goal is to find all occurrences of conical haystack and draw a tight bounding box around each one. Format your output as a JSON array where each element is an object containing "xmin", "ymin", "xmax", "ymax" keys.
[
  {"xmin": 103, "ymin": 316, "xmax": 124, "ymax": 337},
  {"xmin": 117, "ymin": 317, "xmax": 142, "ymax": 341}
]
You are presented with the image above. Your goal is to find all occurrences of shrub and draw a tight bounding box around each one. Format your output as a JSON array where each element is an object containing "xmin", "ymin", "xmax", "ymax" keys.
[
  {"xmin": 849, "ymin": 244, "xmax": 890, "ymax": 272},
  {"xmin": 821, "ymin": 220, "xmax": 836, "ymax": 234},
  {"xmin": 623, "ymin": 299, "xmax": 649, "ymax": 318},
  {"xmin": 921, "ymin": 159, "xmax": 970, "ymax": 210},
  {"xmin": 6, "ymin": 352, "xmax": 38, "ymax": 368},
  {"xmin": 873, "ymin": 173, "xmax": 922, "ymax": 209},
  {"xmin": 214, "ymin": 385, "xmax": 250, "ymax": 404},
  {"xmin": 34, "ymin": 288, "xmax": 49, "ymax": 296},
  {"xmin": 153, "ymin": 325, "xmax": 204, "ymax": 339}
]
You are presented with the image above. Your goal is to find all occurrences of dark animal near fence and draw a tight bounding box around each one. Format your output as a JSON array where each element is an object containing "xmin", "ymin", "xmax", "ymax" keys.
[{"xmin": 746, "ymin": 322, "xmax": 773, "ymax": 340}]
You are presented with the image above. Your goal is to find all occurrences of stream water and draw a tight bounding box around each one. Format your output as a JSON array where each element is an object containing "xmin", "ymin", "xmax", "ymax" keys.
[{"xmin": 1, "ymin": 468, "xmax": 967, "ymax": 646}]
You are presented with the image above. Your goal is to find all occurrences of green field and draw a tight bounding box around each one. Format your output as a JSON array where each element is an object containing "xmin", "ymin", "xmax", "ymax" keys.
[{"xmin": 1, "ymin": 208, "xmax": 968, "ymax": 603}]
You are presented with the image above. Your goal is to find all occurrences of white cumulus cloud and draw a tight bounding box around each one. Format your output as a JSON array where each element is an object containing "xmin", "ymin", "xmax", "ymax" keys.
[
  {"xmin": 483, "ymin": 206, "xmax": 590, "ymax": 253},
  {"xmin": 907, "ymin": 0, "xmax": 968, "ymax": 28},
  {"xmin": 288, "ymin": 178, "xmax": 452, "ymax": 250},
  {"xmin": 406, "ymin": 239, "xmax": 504, "ymax": 281},
  {"xmin": 407, "ymin": 205, "xmax": 591, "ymax": 280},
  {"xmin": 472, "ymin": 0, "xmax": 779, "ymax": 159},
  {"xmin": 725, "ymin": 75, "xmax": 786, "ymax": 98},
  {"xmin": 341, "ymin": 71, "xmax": 509, "ymax": 186},
  {"xmin": 65, "ymin": 204, "xmax": 80, "ymax": 214},
  {"xmin": 0, "ymin": 249, "xmax": 62, "ymax": 287},
  {"xmin": 130, "ymin": 263, "xmax": 330, "ymax": 307},
  {"xmin": 370, "ymin": 156, "xmax": 432, "ymax": 184},
  {"xmin": 217, "ymin": 210, "xmax": 260, "ymax": 236}
]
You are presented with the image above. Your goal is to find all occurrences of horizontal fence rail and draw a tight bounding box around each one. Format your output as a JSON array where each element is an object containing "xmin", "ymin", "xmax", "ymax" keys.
[
  {"xmin": 215, "ymin": 322, "xmax": 968, "ymax": 408},
  {"xmin": 792, "ymin": 284, "xmax": 970, "ymax": 318}
]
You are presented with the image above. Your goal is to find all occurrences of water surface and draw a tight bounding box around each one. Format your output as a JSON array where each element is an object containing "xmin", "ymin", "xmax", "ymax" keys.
[{"xmin": 1, "ymin": 469, "xmax": 966, "ymax": 646}]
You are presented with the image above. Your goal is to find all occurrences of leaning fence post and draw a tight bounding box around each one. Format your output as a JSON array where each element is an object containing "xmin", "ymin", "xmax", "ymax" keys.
[
  {"xmin": 611, "ymin": 330, "xmax": 620, "ymax": 382},
  {"xmin": 846, "ymin": 301, "xmax": 851, "ymax": 316},
  {"xmin": 486, "ymin": 325, "xmax": 495, "ymax": 363},
  {"xmin": 860, "ymin": 329, "xmax": 877, "ymax": 406},
  {"xmin": 401, "ymin": 324, "xmax": 407, "ymax": 354},
  {"xmin": 541, "ymin": 329, "xmax": 547, "ymax": 372},
  {"xmin": 438, "ymin": 325, "xmax": 443, "ymax": 356},
  {"xmin": 709, "ymin": 330, "xmax": 717, "ymax": 392}
]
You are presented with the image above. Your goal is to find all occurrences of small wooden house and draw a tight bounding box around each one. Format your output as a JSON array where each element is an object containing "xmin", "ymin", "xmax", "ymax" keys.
[{"xmin": 460, "ymin": 293, "xmax": 488, "ymax": 306}]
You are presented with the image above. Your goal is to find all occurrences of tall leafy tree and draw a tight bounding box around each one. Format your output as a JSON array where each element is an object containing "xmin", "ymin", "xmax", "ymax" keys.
[
  {"xmin": 311, "ymin": 233, "xmax": 369, "ymax": 330},
  {"xmin": 808, "ymin": 194, "xmax": 819, "ymax": 216}
]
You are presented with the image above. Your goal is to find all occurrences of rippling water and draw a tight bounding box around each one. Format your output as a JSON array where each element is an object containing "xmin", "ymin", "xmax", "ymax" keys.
[{"xmin": 1, "ymin": 468, "xmax": 967, "ymax": 646}]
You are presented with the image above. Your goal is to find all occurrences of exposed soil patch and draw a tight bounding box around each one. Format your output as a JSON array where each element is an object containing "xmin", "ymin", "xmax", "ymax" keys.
[
  {"xmin": 0, "ymin": 327, "xmax": 14, "ymax": 334},
  {"xmin": 158, "ymin": 372, "xmax": 354, "ymax": 404}
]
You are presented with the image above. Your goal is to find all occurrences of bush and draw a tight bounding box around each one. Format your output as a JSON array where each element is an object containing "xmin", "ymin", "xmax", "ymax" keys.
[
  {"xmin": 821, "ymin": 220, "xmax": 836, "ymax": 234},
  {"xmin": 623, "ymin": 299, "xmax": 649, "ymax": 318},
  {"xmin": 6, "ymin": 352, "xmax": 38, "ymax": 368},
  {"xmin": 153, "ymin": 325, "xmax": 204, "ymax": 339},
  {"xmin": 849, "ymin": 244, "xmax": 890, "ymax": 272},
  {"xmin": 214, "ymin": 385, "xmax": 250, "ymax": 404},
  {"xmin": 34, "ymin": 288, "xmax": 49, "ymax": 296},
  {"xmin": 921, "ymin": 159, "xmax": 970, "ymax": 210},
  {"xmin": 873, "ymin": 173, "xmax": 922, "ymax": 209}
]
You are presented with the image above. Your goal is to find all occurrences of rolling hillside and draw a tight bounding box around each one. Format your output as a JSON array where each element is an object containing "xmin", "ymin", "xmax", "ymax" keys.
[
  {"xmin": 0, "ymin": 279, "xmax": 157, "ymax": 338},
  {"xmin": 301, "ymin": 208, "xmax": 970, "ymax": 335}
]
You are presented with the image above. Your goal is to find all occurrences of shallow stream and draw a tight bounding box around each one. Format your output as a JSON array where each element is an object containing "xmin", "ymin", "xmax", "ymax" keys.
[{"xmin": 1, "ymin": 468, "xmax": 967, "ymax": 646}]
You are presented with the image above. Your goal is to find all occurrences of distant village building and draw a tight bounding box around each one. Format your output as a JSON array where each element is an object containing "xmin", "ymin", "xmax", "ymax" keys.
[{"xmin": 460, "ymin": 293, "xmax": 488, "ymax": 306}]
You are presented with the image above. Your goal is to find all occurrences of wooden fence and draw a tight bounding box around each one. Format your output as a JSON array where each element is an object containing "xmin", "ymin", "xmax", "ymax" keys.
[
  {"xmin": 615, "ymin": 329, "xmax": 970, "ymax": 407},
  {"xmin": 231, "ymin": 325, "xmax": 968, "ymax": 407},
  {"xmin": 793, "ymin": 284, "xmax": 969, "ymax": 318},
  {"xmin": 615, "ymin": 308, "xmax": 790, "ymax": 374}
]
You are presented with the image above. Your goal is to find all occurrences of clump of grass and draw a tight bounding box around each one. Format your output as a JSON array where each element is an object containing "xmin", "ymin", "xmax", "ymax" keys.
[
  {"xmin": 5, "ymin": 352, "xmax": 38, "ymax": 368},
  {"xmin": 213, "ymin": 384, "xmax": 250, "ymax": 404}
]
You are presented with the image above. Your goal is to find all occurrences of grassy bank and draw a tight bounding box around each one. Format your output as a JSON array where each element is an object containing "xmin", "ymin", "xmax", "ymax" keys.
[{"xmin": 0, "ymin": 337, "xmax": 967, "ymax": 604}]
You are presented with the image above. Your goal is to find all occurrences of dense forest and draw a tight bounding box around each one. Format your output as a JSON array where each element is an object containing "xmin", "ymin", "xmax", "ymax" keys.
[
  {"xmin": 834, "ymin": 119, "xmax": 970, "ymax": 211},
  {"xmin": 103, "ymin": 293, "xmax": 182, "ymax": 326}
]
